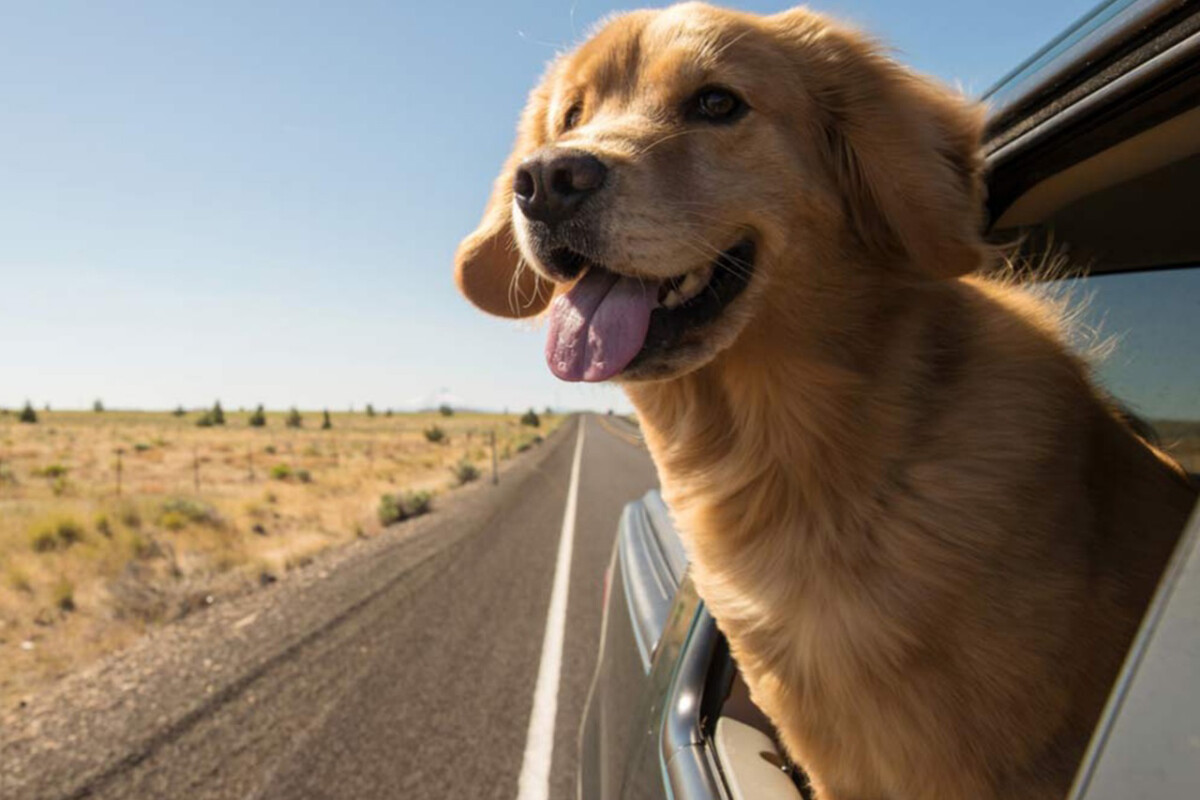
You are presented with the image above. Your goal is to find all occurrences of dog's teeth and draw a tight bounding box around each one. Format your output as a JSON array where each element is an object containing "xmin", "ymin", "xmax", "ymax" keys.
[
  {"xmin": 661, "ymin": 288, "xmax": 682, "ymax": 309},
  {"xmin": 678, "ymin": 264, "xmax": 714, "ymax": 302}
]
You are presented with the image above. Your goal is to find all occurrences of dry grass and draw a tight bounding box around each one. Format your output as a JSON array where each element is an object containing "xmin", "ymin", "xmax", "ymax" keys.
[{"xmin": 0, "ymin": 408, "xmax": 559, "ymax": 706}]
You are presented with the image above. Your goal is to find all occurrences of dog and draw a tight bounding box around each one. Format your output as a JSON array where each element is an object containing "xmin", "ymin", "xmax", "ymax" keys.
[{"xmin": 453, "ymin": 4, "xmax": 1198, "ymax": 798}]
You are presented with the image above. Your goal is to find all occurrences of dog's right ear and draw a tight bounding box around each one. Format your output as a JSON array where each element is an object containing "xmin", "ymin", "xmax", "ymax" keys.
[{"xmin": 454, "ymin": 79, "xmax": 557, "ymax": 318}]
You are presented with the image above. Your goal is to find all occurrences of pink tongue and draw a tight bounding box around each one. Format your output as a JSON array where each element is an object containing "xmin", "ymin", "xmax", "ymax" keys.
[{"xmin": 546, "ymin": 270, "xmax": 658, "ymax": 382}]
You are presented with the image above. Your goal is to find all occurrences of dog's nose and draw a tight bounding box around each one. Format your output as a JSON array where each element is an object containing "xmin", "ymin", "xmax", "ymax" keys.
[{"xmin": 513, "ymin": 150, "xmax": 607, "ymax": 225}]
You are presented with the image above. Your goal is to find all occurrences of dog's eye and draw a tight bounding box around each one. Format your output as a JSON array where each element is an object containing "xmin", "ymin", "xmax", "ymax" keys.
[
  {"xmin": 690, "ymin": 86, "xmax": 746, "ymax": 123},
  {"xmin": 563, "ymin": 102, "xmax": 583, "ymax": 132}
]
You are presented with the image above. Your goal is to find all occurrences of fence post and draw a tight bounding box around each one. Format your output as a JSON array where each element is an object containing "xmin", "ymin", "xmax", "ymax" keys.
[{"xmin": 491, "ymin": 430, "xmax": 498, "ymax": 485}]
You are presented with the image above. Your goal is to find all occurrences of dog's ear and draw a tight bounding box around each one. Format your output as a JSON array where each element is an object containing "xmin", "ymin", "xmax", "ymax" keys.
[
  {"xmin": 774, "ymin": 11, "xmax": 987, "ymax": 278},
  {"xmin": 454, "ymin": 79, "xmax": 557, "ymax": 317}
]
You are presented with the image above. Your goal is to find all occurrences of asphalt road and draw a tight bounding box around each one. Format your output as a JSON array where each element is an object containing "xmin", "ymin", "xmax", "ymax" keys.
[{"xmin": 1, "ymin": 414, "xmax": 659, "ymax": 800}]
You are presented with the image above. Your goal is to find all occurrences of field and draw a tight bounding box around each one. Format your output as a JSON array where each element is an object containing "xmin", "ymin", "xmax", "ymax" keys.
[{"xmin": 0, "ymin": 407, "xmax": 560, "ymax": 707}]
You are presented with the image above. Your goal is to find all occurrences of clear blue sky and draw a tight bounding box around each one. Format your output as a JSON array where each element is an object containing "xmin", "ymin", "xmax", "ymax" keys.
[{"xmin": 1, "ymin": 0, "xmax": 1106, "ymax": 413}]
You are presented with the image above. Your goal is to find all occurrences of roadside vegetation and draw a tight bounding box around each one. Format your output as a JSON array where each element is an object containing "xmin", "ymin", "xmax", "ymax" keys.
[{"xmin": 0, "ymin": 407, "xmax": 561, "ymax": 707}]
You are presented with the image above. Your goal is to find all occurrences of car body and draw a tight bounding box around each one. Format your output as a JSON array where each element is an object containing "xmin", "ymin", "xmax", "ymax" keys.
[{"xmin": 578, "ymin": 1, "xmax": 1200, "ymax": 798}]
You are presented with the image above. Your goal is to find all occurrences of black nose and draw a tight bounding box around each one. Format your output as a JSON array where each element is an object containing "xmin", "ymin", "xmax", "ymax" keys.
[{"xmin": 512, "ymin": 150, "xmax": 607, "ymax": 225}]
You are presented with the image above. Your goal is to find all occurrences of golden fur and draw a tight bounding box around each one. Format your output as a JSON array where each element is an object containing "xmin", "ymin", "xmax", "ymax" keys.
[{"xmin": 454, "ymin": 4, "xmax": 1198, "ymax": 798}]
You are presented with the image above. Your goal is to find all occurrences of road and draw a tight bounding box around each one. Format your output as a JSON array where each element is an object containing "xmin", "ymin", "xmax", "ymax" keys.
[{"xmin": 1, "ymin": 414, "xmax": 658, "ymax": 800}]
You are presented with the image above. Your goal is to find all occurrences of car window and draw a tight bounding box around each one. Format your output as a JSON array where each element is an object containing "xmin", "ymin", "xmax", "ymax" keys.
[{"xmin": 1048, "ymin": 266, "xmax": 1200, "ymax": 472}]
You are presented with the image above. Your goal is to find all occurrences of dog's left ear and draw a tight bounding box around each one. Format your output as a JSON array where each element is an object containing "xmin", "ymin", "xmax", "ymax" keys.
[
  {"xmin": 455, "ymin": 80, "xmax": 557, "ymax": 318},
  {"xmin": 776, "ymin": 11, "xmax": 987, "ymax": 278}
]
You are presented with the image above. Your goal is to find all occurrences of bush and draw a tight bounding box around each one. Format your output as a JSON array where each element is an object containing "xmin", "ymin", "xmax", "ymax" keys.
[
  {"xmin": 378, "ymin": 490, "xmax": 434, "ymax": 526},
  {"xmin": 210, "ymin": 401, "xmax": 226, "ymax": 425},
  {"xmin": 285, "ymin": 408, "xmax": 303, "ymax": 428},
  {"xmin": 424, "ymin": 425, "xmax": 446, "ymax": 444},
  {"xmin": 30, "ymin": 516, "xmax": 86, "ymax": 552},
  {"xmin": 295, "ymin": 468, "xmax": 312, "ymax": 483},
  {"xmin": 270, "ymin": 463, "xmax": 292, "ymax": 480},
  {"xmin": 160, "ymin": 511, "xmax": 187, "ymax": 531},
  {"xmin": 385, "ymin": 408, "xmax": 394, "ymax": 417},
  {"xmin": 94, "ymin": 513, "xmax": 113, "ymax": 538},
  {"xmin": 248, "ymin": 404, "xmax": 266, "ymax": 427},
  {"xmin": 33, "ymin": 463, "xmax": 69, "ymax": 479},
  {"xmin": 520, "ymin": 409, "xmax": 540, "ymax": 427},
  {"xmin": 195, "ymin": 412, "xmax": 215, "ymax": 427},
  {"xmin": 366, "ymin": 404, "xmax": 376, "ymax": 417},
  {"xmin": 93, "ymin": 399, "xmax": 105, "ymax": 413},
  {"xmin": 117, "ymin": 503, "xmax": 142, "ymax": 528},
  {"xmin": 438, "ymin": 404, "xmax": 454, "ymax": 417},
  {"xmin": 18, "ymin": 402, "xmax": 37, "ymax": 424},
  {"xmin": 172, "ymin": 406, "xmax": 187, "ymax": 417},
  {"xmin": 53, "ymin": 578, "xmax": 76, "ymax": 612},
  {"xmin": 450, "ymin": 458, "xmax": 481, "ymax": 486},
  {"xmin": 159, "ymin": 497, "xmax": 221, "ymax": 527},
  {"xmin": 133, "ymin": 442, "xmax": 152, "ymax": 452},
  {"xmin": 322, "ymin": 409, "xmax": 332, "ymax": 430}
]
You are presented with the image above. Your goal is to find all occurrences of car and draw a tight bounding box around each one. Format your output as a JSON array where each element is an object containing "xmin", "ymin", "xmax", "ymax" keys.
[{"xmin": 577, "ymin": 1, "xmax": 1200, "ymax": 798}]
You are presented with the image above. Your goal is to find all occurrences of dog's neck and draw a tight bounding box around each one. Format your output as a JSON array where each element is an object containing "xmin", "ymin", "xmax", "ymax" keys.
[{"xmin": 623, "ymin": 275, "xmax": 959, "ymax": 583}]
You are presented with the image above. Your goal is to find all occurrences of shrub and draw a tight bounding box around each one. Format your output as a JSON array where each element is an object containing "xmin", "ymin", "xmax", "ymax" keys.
[
  {"xmin": 117, "ymin": 503, "xmax": 142, "ymax": 528},
  {"xmin": 33, "ymin": 463, "xmax": 69, "ymax": 479},
  {"xmin": 93, "ymin": 399, "xmax": 105, "ymax": 413},
  {"xmin": 377, "ymin": 494, "xmax": 402, "ymax": 526},
  {"xmin": 95, "ymin": 513, "xmax": 113, "ymax": 538},
  {"xmin": 159, "ymin": 497, "xmax": 221, "ymax": 527},
  {"xmin": 424, "ymin": 425, "xmax": 446, "ymax": 444},
  {"xmin": 450, "ymin": 458, "xmax": 480, "ymax": 486},
  {"xmin": 438, "ymin": 404, "xmax": 454, "ymax": 417},
  {"xmin": 30, "ymin": 516, "xmax": 86, "ymax": 552},
  {"xmin": 295, "ymin": 468, "xmax": 312, "ymax": 483},
  {"xmin": 322, "ymin": 409, "xmax": 332, "ymax": 430},
  {"xmin": 172, "ymin": 406, "xmax": 187, "ymax": 417},
  {"xmin": 248, "ymin": 404, "xmax": 266, "ymax": 427},
  {"xmin": 195, "ymin": 412, "xmax": 215, "ymax": 427},
  {"xmin": 366, "ymin": 404, "xmax": 376, "ymax": 417},
  {"xmin": 53, "ymin": 577, "xmax": 76, "ymax": 612},
  {"xmin": 378, "ymin": 490, "xmax": 434, "ymax": 526},
  {"xmin": 133, "ymin": 442, "xmax": 152, "ymax": 452},
  {"xmin": 210, "ymin": 401, "xmax": 226, "ymax": 425},
  {"xmin": 160, "ymin": 511, "xmax": 187, "ymax": 531},
  {"xmin": 385, "ymin": 408, "xmax": 394, "ymax": 417},
  {"xmin": 7, "ymin": 565, "xmax": 32, "ymax": 593},
  {"xmin": 18, "ymin": 402, "xmax": 38, "ymax": 424},
  {"xmin": 401, "ymin": 489, "xmax": 433, "ymax": 517},
  {"xmin": 264, "ymin": 444, "xmax": 277, "ymax": 454},
  {"xmin": 285, "ymin": 408, "xmax": 303, "ymax": 428},
  {"xmin": 520, "ymin": 409, "xmax": 540, "ymax": 427},
  {"xmin": 270, "ymin": 463, "xmax": 292, "ymax": 480}
]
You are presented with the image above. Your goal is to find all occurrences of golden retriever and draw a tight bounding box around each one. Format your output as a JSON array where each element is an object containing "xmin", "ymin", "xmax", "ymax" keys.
[{"xmin": 453, "ymin": 4, "xmax": 1198, "ymax": 798}]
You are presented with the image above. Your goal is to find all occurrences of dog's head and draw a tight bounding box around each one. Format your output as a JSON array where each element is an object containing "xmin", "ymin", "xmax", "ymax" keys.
[{"xmin": 455, "ymin": 2, "xmax": 986, "ymax": 383}]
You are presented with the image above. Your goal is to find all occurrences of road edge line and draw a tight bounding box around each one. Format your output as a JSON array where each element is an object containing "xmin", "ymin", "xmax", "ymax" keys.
[{"xmin": 516, "ymin": 416, "xmax": 586, "ymax": 800}]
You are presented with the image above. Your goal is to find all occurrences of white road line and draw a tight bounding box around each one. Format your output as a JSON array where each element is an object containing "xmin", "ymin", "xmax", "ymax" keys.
[{"xmin": 516, "ymin": 417, "xmax": 586, "ymax": 800}]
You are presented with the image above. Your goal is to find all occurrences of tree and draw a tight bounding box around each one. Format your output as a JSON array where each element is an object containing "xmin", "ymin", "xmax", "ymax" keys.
[
  {"xmin": 285, "ymin": 408, "xmax": 303, "ymax": 428},
  {"xmin": 211, "ymin": 401, "xmax": 226, "ymax": 425},
  {"xmin": 248, "ymin": 404, "xmax": 267, "ymax": 427},
  {"xmin": 18, "ymin": 401, "xmax": 38, "ymax": 424},
  {"xmin": 366, "ymin": 404, "xmax": 376, "ymax": 417},
  {"xmin": 172, "ymin": 406, "xmax": 186, "ymax": 417},
  {"xmin": 438, "ymin": 404, "xmax": 454, "ymax": 417},
  {"xmin": 322, "ymin": 409, "xmax": 333, "ymax": 430},
  {"xmin": 520, "ymin": 408, "xmax": 540, "ymax": 427},
  {"xmin": 93, "ymin": 399, "xmax": 105, "ymax": 413}
]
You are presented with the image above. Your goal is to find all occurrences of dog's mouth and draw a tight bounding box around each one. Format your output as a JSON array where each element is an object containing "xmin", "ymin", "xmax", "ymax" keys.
[{"xmin": 545, "ymin": 238, "xmax": 756, "ymax": 382}]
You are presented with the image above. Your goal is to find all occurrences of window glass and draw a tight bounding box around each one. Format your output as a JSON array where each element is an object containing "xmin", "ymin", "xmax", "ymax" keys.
[{"xmin": 1051, "ymin": 267, "xmax": 1200, "ymax": 471}]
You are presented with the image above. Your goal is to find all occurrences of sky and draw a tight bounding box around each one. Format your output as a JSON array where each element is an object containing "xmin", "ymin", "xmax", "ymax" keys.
[{"xmin": 0, "ymin": 0, "xmax": 1116, "ymax": 414}]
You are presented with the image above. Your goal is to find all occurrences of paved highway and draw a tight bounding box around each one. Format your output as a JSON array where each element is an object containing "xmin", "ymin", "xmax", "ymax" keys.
[{"xmin": 1, "ymin": 414, "xmax": 659, "ymax": 800}]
